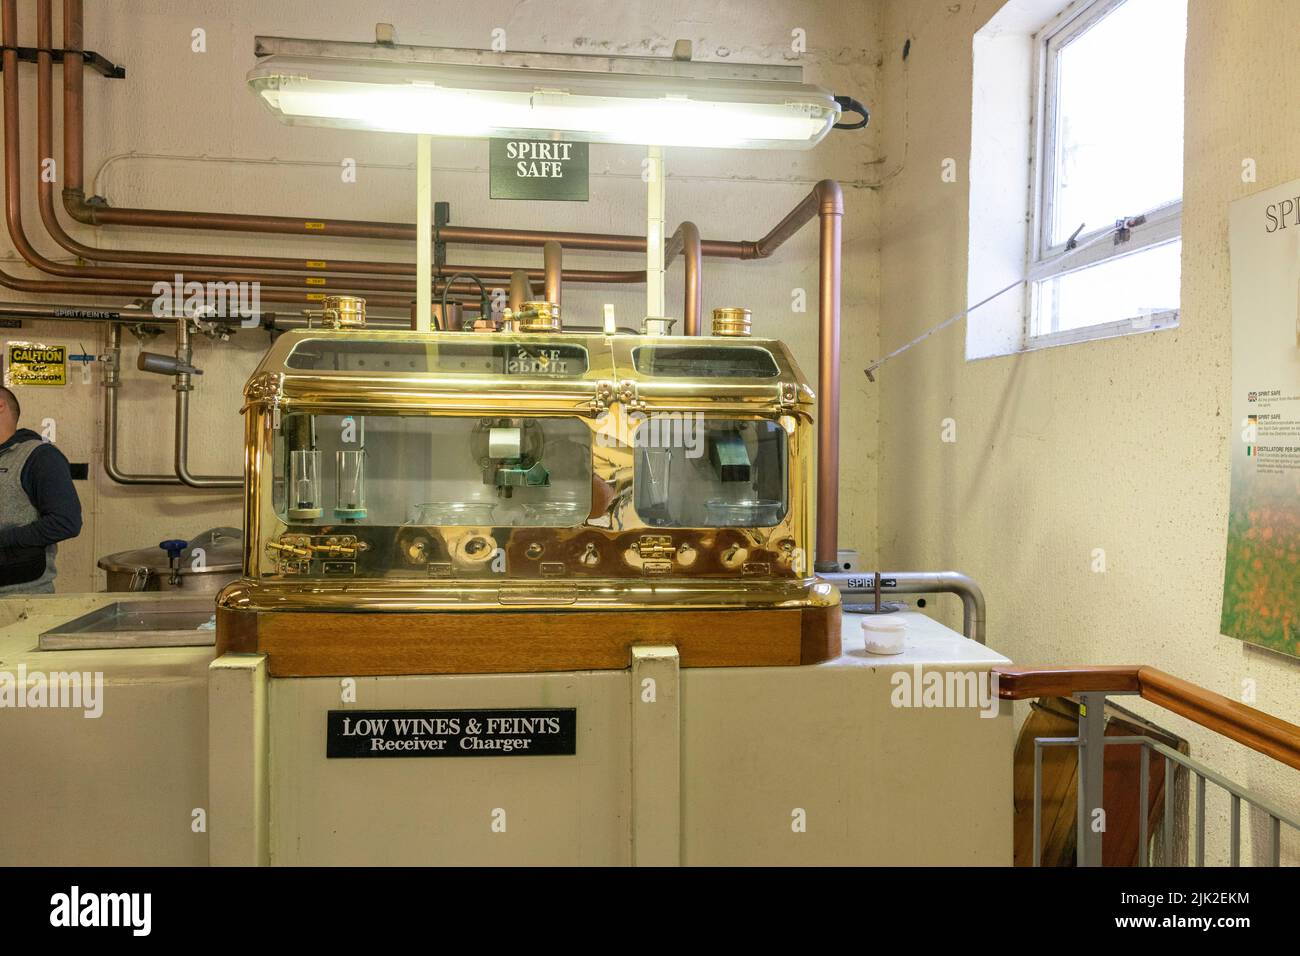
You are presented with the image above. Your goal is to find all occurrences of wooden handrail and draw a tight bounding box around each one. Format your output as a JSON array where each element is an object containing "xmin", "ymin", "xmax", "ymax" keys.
[
  {"xmin": 993, "ymin": 665, "xmax": 1300, "ymax": 773},
  {"xmin": 993, "ymin": 665, "xmax": 1142, "ymax": 698}
]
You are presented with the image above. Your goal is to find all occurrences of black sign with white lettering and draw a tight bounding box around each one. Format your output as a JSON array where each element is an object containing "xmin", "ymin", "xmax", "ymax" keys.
[
  {"xmin": 489, "ymin": 139, "xmax": 589, "ymax": 201},
  {"xmin": 326, "ymin": 708, "xmax": 577, "ymax": 758}
]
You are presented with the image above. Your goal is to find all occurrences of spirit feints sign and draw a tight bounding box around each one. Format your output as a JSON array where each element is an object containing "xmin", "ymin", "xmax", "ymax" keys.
[
  {"xmin": 326, "ymin": 708, "xmax": 577, "ymax": 758},
  {"xmin": 6, "ymin": 343, "xmax": 66, "ymax": 386},
  {"xmin": 489, "ymin": 139, "xmax": 589, "ymax": 201}
]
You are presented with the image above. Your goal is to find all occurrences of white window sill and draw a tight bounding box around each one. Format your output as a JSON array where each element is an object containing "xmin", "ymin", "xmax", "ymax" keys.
[{"xmin": 971, "ymin": 311, "xmax": 1181, "ymax": 360}]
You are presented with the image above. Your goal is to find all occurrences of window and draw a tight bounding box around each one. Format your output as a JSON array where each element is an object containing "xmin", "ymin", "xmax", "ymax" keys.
[
  {"xmin": 631, "ymin": 345, "xmax": 779, "ymax": 379},
  {"xmin": 1027, "ymin": 0, "xmax": 1187, "ymax": 347},
  {"xmin": 273, "ymin": 414, "xmax": 593, "ymax": 529},
  {"xmin": 285, "ymin": 337, "xmax": 590, "ymax": 376}
]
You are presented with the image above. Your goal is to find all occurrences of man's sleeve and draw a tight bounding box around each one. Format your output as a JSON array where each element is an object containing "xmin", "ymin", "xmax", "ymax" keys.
[{"xmin": 0, "ymin": 443, "xmax": 84, "ymax": 550}]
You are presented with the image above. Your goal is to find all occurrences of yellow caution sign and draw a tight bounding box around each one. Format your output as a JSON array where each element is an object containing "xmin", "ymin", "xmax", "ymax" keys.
[{"xmin": 5, "ymin": 343, "xmax": 66, "ymax": 386}]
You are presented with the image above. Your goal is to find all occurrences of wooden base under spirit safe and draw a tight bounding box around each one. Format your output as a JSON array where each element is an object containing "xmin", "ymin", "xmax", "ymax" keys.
[{"xmin": 215, "ymin": 603, "xmax": 842, "ymax": 677}]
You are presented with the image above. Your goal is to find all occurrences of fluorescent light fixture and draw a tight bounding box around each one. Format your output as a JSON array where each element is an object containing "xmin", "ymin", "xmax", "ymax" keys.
[{"xmin": 247, "ymin": 50, "xmax": 841, "ymax": 149}]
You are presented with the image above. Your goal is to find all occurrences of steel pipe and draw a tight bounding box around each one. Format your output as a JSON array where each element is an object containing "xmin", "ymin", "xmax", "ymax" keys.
[
  {"xmin": 172, "ymin": 321, "xmax": 240, "ymax": 488},
  {"xmin": 103, "ymin": 324, "xmax": 182, "ymax": 485},
  {"xmin": 819, "ymin": 570, "xmax": 988, "ymax": 645},
  {"xmin": 0, "ymin": 301, "xmax": 141, "ymax": 322}
]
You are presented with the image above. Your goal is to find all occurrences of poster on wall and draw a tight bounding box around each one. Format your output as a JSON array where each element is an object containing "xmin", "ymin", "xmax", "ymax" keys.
[{"xmin": 1220, "ymin": 178, "xmax": 1300, "ymax": 658}]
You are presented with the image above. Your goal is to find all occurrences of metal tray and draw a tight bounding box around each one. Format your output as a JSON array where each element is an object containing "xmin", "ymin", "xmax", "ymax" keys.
[{"xmin": 38, "ymin": 598, "xmax": 218, "ymax": 650}]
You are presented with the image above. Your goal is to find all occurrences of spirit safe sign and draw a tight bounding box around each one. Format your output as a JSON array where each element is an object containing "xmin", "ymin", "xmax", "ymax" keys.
[
  {"xmin": 489, "ymin": 139, "xmax": 589, "ymax": 201},
  {"xmin": 327, "ymin": 708, "xmax": 577, "ymax": 758}
]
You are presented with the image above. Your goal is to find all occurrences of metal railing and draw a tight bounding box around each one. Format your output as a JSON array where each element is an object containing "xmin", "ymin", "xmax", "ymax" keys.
[{"xmin": 999, "ymin": 666, "xmax": 1300, "ymax": 867}]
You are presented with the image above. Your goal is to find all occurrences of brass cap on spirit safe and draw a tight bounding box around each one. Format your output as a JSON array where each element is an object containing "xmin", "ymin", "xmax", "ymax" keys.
[
  {"xmin": 712, "ymin": 307, "xmax": 752, "ymax": 336},
  {"xmin": 322, "ymin": 295, "xmax": 367, "ymax": 329},
  {"xmin": 517, "ymin": 300, "xmax": 561, "ymax": 333}
]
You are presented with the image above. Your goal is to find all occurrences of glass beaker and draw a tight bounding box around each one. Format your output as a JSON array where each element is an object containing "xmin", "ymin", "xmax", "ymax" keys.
[
  {"xmin": 409, "ymin": 501, "xmax": 498, "ymax": 526},
  {"xmin": 334, "ymin": 449, "xmax": 367, "ymax": 520},
  {"xmin": 287, "ymin": 449, "xmax": 323, "ymax": 520},
  {"xmin": 705, "ymin": 498, "xmax": 784, "ymax": 527}
]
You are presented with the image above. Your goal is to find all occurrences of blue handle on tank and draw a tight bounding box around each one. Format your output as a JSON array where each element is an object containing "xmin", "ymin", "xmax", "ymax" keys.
[{"xmin": 159, "ymin": 539, "xmax": 189, "ymax": 561}]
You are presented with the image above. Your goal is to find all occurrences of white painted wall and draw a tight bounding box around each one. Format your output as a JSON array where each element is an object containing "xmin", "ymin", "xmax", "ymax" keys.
[
  {"xmin": 0, "ymin": 0, "xmax": 881, "ymax": 591},
  {"xmin": 878, "ymin": 0, "xmax": 1300, "ymax": 863}
]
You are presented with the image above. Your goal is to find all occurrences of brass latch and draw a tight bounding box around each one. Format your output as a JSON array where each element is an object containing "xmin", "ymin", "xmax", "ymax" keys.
[
  {"xmin": 635, "ymin": 535, "xmax": 675, "ymax": 561},
  {"xmin": 267, "ymin": 534, "xmax": 364, "ymax": 574},
  {"xmin": 636, "ymin": 536, "xmax": 676, "ymax": 575},
  {"xmin": 311, "ymin": 536, "xmax": 359, "ymax": 558},
  {"xmin": 267, "ymin": 535, "xmax": 312, "ymax": 575},
  {"xmin": 266, "ymin": 540, "xmax": 310, "ymax": 558}
]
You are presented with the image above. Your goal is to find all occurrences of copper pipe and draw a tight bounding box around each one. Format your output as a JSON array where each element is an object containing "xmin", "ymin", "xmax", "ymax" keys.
[
  {"xmin": 508, "ymin": 270, "xmax": 532, "ymax": 311},
  {"xmin": 55, "ymin": 2, "xmax": 758, "ymax": 269},
  {"xmin": 4, "ymin": 12, "xmax": 415, "ymax": 314},
  {"xmin": 0, "ymin": 1, "xmax": 402, "ymax": 299},
  {"xmin": 814, "ymin": 181, "xmax": 842, "ymax": 572},
  {"xmin": 65, "ymin": 188, "xmax": 418, "ymax": 239},
  {"xmin": 664, "ymin": 221, "xmax": 702, "ymax": 335},
  {"xmin": 47, "ymin": 1, "xmax": 844, "ymax": 563},
  {"xmin": 54, "ymin": 2, "xmax": 770, "ymax": 267},
  {"xmin": 53, "ymin": 4, "xmax": 642, "ymax": 286},
  {"xmin": 51, "ymin": 5, "xmax": 645, "ymax": 287},
  {"xmin": 749, "ymin": 188, "xmax": 827, "ymax": 259},
  {"xmin": 448, "ymin": 264, "xmax": 643, "ymax": 284},
  {"xmin": 543, "ymin": 241, "xmax": 562, "ymax": 308},
  {"xmin": 0, "ymin": 9, "xmax": 153, "ymax": 297},
  {"xmin": 61, "ymin": 0, "xmax": 82, "ymax": 189}
]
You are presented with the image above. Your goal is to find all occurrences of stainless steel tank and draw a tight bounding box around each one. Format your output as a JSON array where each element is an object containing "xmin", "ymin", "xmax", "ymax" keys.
[{"xmin": 98, "ymin": 527, "xmax": 243, "ymax": 593}]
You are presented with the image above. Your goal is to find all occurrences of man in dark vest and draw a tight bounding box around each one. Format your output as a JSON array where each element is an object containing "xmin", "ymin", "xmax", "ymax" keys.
[{"xmin": 0, "ymin": 386, "xmax": 82, "ymax": 594}]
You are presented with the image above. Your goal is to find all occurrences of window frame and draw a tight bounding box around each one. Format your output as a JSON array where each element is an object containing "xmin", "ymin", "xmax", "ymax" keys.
[{"xmin": 1025, "ymin": 0, "xmax": 1184, "ymax": 349}]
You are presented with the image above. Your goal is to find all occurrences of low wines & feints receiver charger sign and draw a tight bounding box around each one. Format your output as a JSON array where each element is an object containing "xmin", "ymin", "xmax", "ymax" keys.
[
  {"xmin": 327, "ymin": 708, "xmax": 577, "ymax": 758},
  {"xmin": 489, "ymin": 139, "xmax": 589, "ymax": 201}
]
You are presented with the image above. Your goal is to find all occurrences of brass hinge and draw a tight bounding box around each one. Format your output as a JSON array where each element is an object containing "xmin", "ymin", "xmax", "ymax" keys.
[
  {"xmin": 590, "ymin": 379, "xmax": 616, "ymax": 411},
  {"xmin": 618, "ymin": 378, "xmax": 646, "ymax": 410}
]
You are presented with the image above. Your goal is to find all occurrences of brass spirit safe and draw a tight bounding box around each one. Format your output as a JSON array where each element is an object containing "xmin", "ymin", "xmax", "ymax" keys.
[{"xmin": 216, "ymin": 328, "xmax": 841, "ymax": 675}]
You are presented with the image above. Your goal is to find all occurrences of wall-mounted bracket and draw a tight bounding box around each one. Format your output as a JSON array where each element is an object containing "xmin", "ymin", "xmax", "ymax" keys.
[{"xmin": 0, "ymin": 45, "xmax": 125, "ymax": 79}]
